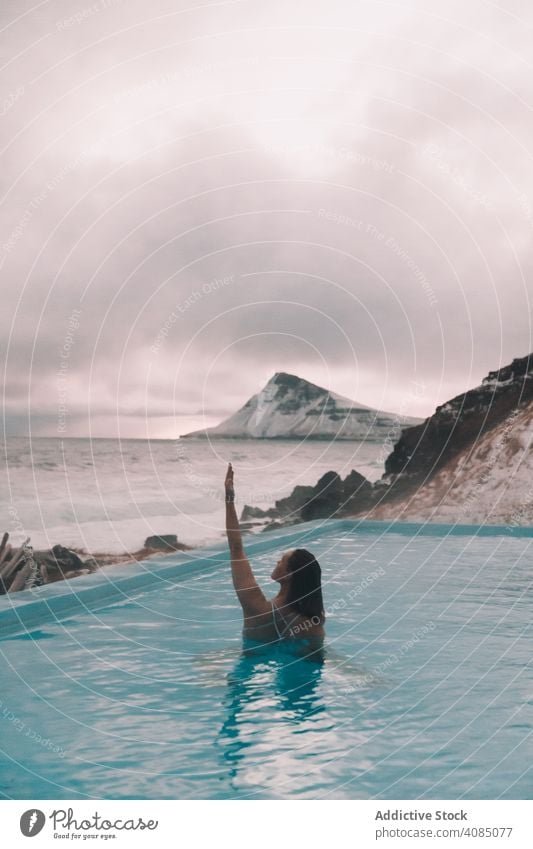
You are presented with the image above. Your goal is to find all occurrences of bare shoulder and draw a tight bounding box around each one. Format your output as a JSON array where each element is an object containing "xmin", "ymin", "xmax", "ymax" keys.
[{"xmin": 287, "ymin": 611, "xmax": 325, "ymax": 639}]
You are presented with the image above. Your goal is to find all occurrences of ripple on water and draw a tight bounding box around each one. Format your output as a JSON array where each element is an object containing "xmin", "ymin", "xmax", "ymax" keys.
[{"xmin": 1, "ymin": 529, "xmax": 533, "ymax": 799}]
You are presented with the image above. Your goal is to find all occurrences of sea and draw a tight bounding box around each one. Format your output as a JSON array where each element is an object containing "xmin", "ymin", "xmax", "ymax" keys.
[{"xmin": 0, "ymin": 436, "xmax": 386, "ymax": 554}]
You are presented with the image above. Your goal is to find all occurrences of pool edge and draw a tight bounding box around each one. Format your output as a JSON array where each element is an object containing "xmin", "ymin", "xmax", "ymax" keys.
[{"xmin": 1, "ymin": 516, "xmax": 530, "ymax": 638}]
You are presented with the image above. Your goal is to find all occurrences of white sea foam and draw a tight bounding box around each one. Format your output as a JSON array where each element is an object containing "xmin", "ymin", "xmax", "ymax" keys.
[{"xmin": 1, "ymin": 437, "xmax": 384, "ymax": 553}]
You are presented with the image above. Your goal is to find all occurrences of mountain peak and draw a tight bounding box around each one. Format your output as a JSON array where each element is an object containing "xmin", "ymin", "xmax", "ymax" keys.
[
  {"xmin": 267, "ymin": 371, "xmax": 314, "ymax": 386},
  {"xmin": 264, "ymin": 372, "xmax": 330, "ymax": 397},
  {"xmin": 182, "ymin": 372, "xmax": 422, "ymax": 439}
]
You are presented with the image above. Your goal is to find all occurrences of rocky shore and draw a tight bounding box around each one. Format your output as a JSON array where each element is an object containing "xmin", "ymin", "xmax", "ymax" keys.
[
  {"xmin": 244, "ymin": 353, "xmax": 533, "ymax": 530},
  {"xmin": 0, "ymin": 533, "xmax": 191, "ymax": 595},
  {"xmin": 241, "ymin": 468, "xmax": 375, "ymax": 529},
  {"xmin": 5, "ymin": 353, "xmax": 531, "ymax": 590}
]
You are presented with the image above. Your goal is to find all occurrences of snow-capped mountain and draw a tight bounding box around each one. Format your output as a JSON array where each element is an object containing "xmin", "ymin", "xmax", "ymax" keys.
[
  {"xmin": 181, "ymin": 372, "xmax": 422, "ymax": 440},
  {"xmin": 246, "ymin": 353, "xmax": 533, "ymax": 530}
]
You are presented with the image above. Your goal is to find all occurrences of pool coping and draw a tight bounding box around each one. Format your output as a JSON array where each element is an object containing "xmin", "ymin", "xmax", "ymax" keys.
[
  {"xmin": 0, "ymin": 518, "xmax": 348, "ymax": 638},
  {"xmin": 0, "ymin": 517, "xmax": 531, "ymax": 638}
]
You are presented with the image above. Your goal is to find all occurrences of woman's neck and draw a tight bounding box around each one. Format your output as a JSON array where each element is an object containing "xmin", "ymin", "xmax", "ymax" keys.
[{"xmin": 274, "ymin": 584, "xmax": 291, "ymax": 607}]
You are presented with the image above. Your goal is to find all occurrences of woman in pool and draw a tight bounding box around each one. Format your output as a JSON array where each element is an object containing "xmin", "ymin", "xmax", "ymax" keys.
[{"xmin": 225, "ymin": 462, "xmax": 325, "ymax": 643}]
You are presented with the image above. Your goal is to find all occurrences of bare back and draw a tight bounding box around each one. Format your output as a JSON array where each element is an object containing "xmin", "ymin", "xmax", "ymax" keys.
[{"xmin": 243, "ymin": 600, "xmax": 325, "ymax": 644}]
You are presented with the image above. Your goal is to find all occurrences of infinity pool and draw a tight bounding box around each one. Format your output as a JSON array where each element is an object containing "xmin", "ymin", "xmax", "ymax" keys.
[{"xmin": 0, "ymin": 521, "xmax": 532, "ymax": 799}]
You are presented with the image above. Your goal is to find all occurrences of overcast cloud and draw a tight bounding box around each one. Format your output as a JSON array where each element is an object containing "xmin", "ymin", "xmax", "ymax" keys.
[{"xmin": 1, "ymin": 0, "xmax": 532, "ymax": 437}]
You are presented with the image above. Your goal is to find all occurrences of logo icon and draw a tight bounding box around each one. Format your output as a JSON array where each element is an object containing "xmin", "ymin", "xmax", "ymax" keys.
[{"xmin": 20, "ymin": 809, "xmax": 46, "ymax": 837}]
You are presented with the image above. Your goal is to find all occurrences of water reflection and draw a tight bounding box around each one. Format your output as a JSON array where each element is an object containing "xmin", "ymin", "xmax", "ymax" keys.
[{"xmin": 217, "ymin": 638, "xmax": 326, "ymax": 789}]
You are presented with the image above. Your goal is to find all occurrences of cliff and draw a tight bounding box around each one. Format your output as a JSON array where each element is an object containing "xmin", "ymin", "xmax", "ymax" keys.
[{"xmin": 247, "ymin": 354, "xmax": 533, "ymax": 529}]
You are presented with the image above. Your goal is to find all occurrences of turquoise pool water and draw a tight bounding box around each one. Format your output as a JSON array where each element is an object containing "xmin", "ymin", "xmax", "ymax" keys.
[{"xmin": 0, "ymin": 521, "xmax": 532, "ymax": 800}]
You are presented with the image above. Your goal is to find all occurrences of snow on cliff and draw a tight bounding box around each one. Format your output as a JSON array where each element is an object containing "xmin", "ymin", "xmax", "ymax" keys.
[
  {"xmin": 366, "ymin": 402, "xmax": 533, "ymax": 525},
  {"xmin": 182, "ymin": 372, "xmax": 422, "ymax": 440}
]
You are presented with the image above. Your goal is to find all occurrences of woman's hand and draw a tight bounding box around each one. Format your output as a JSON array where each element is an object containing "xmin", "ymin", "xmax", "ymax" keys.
[{"xmin": 225, "ymin": 462, "xmax": 235, "ymax": 501}]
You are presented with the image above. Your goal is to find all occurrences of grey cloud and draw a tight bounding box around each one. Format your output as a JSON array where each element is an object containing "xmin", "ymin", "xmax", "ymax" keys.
[{"xmin": 1, "ymin": 0, "xmax": 532, "ymax": 435}]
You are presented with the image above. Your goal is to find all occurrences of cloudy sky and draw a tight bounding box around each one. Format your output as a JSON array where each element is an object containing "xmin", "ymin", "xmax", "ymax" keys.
[{"xmin": 1, "ymin": 0, "xmax": 532, "ymax": 438}]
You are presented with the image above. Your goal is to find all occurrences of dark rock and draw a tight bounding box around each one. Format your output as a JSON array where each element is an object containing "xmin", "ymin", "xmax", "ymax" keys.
[
  {"xmin": 343, "ymin": 469, "xmax": 372, "ymax": 497},
  {"xmin": 240, "ymin": 505, "xmax": 279, "ymax": 521},
  {"xmin": 143, "ymin": 534, "xmax": 181, "ymax": 551},
  {"xmin": 338, "ymin": 469, "xmax": 375, "ymax": 515},
  {"xmin": 33, "ymin": 545, "xmax": 86, "ymax": 577},
  {"xmin": 274, "ymin": 485, "xmax": 316, "ymax": 517},
  {"xmin": 248, "ymin": 468, "xmax": 375, "ymax": 528},
  {"xmin": 379, "ymin": 352, "xmax": 533, "ymax": 507},
  {"xmin": 300, "ymin": 471, "xmax": 344, "ymax": 521},
  {"xmin": 241, "ymin": 484, "xmax": 316, "ymax": 522},
  {"xmin": 79, "ymin": 555, "xmax": 99, "ymax": 571},
  {"xmin": 51, "ymin": 544, "xmax": 86, "ymax": 567}
]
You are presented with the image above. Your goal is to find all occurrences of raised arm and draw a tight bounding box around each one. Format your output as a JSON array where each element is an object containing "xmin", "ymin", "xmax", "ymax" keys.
[{"xmin": 225, "ymin": 463, "xmax": 268, "ymax": 617}]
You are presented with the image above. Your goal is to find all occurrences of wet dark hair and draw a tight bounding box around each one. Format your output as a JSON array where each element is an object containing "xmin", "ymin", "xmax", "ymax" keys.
[{"xmin": 286, "ymin": 548, "xmax": 324, "ymax": 620}]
